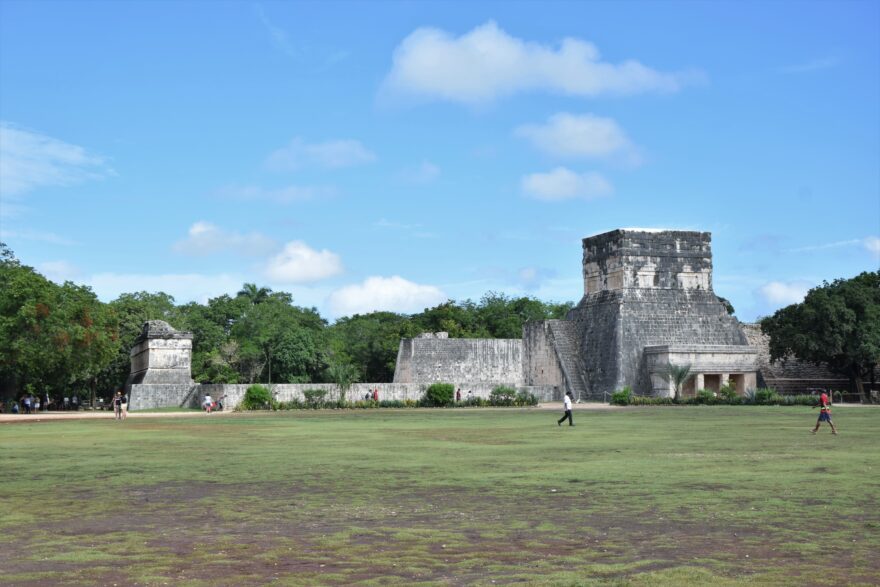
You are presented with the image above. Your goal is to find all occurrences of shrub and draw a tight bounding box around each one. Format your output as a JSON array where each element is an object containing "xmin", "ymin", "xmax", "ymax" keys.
[
  {"xmin": 783, "ymin": 394, "xmax": 818, "ymax": 406},
  {"xmin": 240, "ymin": 384, "xmax": 273, "ymax": 410},
  {"xmin": 303, "ymin": 388, "xmax": 328, "ymax": 407},
  {"xmin": 422, "ymin": 383, "xmax": 455, "ymax": 407},
  {"xmin": 515, "ymin": 391, "xmax": 539, "ymax": 407},
  {"xmin": 718, "ymin": 384, "xmax": 739, "ymax": 403},
  {"xmin": 610, "ymin": 386, "xmax": 633, "ymax": 406},
  {"xmin": 755, "ymin": 388, "xmax": 781, "ymax": 405},
  {"xmin": 630, "ymin": 395, "xmax": 675, "ymax": 406},
  {"xmin": 490, "ymin": 386, "xmax": 517, "ymax": 406},
  {"xmin": 693, "ymin": 389, "xmax": 717, "ymax": 405}
]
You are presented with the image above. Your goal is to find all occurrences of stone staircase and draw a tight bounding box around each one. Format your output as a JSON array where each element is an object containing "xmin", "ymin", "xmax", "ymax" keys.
[{"xmin": 548, "ymin": 321, "xmax": 589, "ymax": 400}]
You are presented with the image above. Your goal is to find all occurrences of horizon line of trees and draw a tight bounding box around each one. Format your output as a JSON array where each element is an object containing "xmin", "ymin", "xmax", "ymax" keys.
[
  {"xmin": 0, "ymin": 243, "xmax": 572, "ymax": 401},
  {"xmin": 2, "ymin": 243, "xmax": 876, "ymax": 403}
]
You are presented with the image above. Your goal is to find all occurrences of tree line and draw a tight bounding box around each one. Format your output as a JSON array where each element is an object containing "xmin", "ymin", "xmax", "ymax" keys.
[
  {"xmin": 3, "ymin": 243, "xmax": 876, "ymax": 403},
  {"xmin": 0, "ymin": 244, "xmax": 572, "ymax": 402}
]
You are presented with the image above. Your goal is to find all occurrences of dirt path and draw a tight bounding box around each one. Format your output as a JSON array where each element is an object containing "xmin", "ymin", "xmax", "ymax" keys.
[{"xmin": 0, "ymin": 409, "xmax": 234, "ymax": 423}]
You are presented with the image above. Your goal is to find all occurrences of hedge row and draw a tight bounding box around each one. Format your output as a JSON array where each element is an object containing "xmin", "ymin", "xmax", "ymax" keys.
[
  {"xmin": 237, "ymin": 384, "xmax": 539, "ymax": 411},
  {"xmin": 610, "ymin": 386, "xmax": 824, "ymax": 406}
]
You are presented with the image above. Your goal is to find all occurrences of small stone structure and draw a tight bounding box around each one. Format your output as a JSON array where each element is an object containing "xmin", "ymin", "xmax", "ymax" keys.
[{"xmin": 126, "ymin": 320, "xmax": 196, "ymax": 410}]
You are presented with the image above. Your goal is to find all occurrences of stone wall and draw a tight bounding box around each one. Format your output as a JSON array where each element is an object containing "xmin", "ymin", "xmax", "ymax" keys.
[
  {"xmin": 196, "ymin": 382, "xmax": 558, "ymax": 411},
  {"xmin": 393, "ymin": 334, "xmax": 523, "ymax": 386},
  {"xmin": 522, "ymin": 322, "xmax": 564, "ymax": 387}
]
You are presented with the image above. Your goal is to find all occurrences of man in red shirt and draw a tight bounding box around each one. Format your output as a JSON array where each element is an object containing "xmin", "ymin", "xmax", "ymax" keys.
[{"xmin": 811, "ymin": 391, "xmax": 838, "ymax": 435}]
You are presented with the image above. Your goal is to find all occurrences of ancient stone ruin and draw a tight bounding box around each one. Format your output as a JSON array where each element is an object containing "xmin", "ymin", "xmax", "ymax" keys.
[
  {"xmin": 125, "ymin": 320, "xmax": 196, "ymax": 410},
  {"xmin": 397, "ymin": 229, "xmax": 760, "ymax": 399}
]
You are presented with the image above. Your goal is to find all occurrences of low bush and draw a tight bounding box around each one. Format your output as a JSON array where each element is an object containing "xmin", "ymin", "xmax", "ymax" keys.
[
  {"xmin": 693, "ymin": 389, "xmax": 718, "ymax": 405},
  {"xmin": 610, "ymin": 386, "xmax": 633, "ymax": 406},
  {"xmin": 489, "ymin": 386, "xmax": 517, "ymax": 406},
  {"xmin": 515, "ymin": 391, "xmax": 539, "ymax": 407},
  {"xmin": 755, "ymin": 388, "xmax": 782, "ymax": 405},
  {"xmin": 630, "ymin": 395, "xmax": 675, "ymax": 406},
  {"xmin": 240, "ymin": 384, "xmax": 274, "ymax": 410},
  {"xmin": 422, "ymin": 383, "xmax": 455, "ymax": 407},
  {"xmin": 303, "ymin": 388, "xmax": 328, "ymax": 407}
]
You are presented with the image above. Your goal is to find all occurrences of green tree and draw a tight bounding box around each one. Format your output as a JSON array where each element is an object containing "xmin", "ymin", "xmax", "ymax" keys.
[
  {"xmin": 761, "ymin": 272, "xmax": 880, "ymax": 403},
  {"xmin": 327, "ymin": 311, "xmax": 415, "ymax": 382},
  {"xmin": 0, "ymin": 246, "xmax": 120, "ymax": 402},
  {"xmin": 97, "ymin": 291, "xmax": 178, "ymax": 398},
  {"xmin": 661, "ymin": 363, "xmax": 693, "ymax": 401},
  {"xmin": 326, "ymin": 360, "xmax": 358, "ymax": 401}
]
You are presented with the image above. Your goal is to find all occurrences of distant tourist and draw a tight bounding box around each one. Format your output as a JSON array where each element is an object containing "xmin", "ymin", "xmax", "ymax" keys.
[
  {"xmin": 21, "ymin": 394, "xmax": 32, "ymax": 415},
  {"xmin": 372, "ymin": 388, "xmax": 379, "ymax": 402},
  {"xmin": 456, "ymin": 388, "xmax": 461, "ymax": 402},
  {"xmin": 203, "ymin": 394, "xmax": 214, "ymax": 414},
  {"xmin": 217, "ymin": 395, "xmax": 225, "ymax": 411},
  {"xmin": 34, "ymin": 397, "xmax": 41, "ymax": 411},
  {"xmin": 467, "ymin": 390, "xmax": 473, "ymax": 402},
  {"xmin": 63, "ymin": 396, "xmax": 70, "ymax": 410},
  {"xmin": 811, "ymin": 391, "xmax": 837, "ymax": 435},
  {"xmin": 71, "ymin": 395, "xmax": 79, "ymax": 410},
  {"xmin": 557, "ymin": 391, "xmax": 574, "ymax": 427},
  {"xmin": 112, "ymin": 391, "xmax": 124, "ymax": 420}
]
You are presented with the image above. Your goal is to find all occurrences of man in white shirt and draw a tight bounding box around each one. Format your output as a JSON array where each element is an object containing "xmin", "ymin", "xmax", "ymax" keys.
[{"xmin": 557, "ymin": 391, "xmax": 574, "ymax": 426}]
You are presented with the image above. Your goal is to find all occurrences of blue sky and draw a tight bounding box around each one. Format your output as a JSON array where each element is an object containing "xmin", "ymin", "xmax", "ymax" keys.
[{"xmin": 1, "ymin": 0, "xmax": 878, "ymax": 322}]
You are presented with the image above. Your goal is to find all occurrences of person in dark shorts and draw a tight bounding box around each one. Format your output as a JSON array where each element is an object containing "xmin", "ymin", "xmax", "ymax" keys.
[
  {"xmin": 811, "ymin": 391, "xmax": 837, "ymax": 435},
  {"xmin": 112, "ymin": 391, "xmax": 124, "ymax": 420},
  {"xmin": 558, "ymin": 391, "xmax": 574, "ymax": 426}
]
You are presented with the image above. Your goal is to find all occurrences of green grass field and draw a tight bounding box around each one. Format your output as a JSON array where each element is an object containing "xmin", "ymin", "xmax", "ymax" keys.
[{"xmin": 1, "ymin": 406, "xmax": 878, "ymax": 586}]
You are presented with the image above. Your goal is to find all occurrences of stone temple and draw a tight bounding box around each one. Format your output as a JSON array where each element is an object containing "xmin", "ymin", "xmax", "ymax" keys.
[{"xmin": 395, "ymin": 229, "xmax": 759, "ymax": 399}]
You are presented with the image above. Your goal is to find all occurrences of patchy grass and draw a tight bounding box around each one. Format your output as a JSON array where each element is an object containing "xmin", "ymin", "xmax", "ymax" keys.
[{"xmin": 1, "ymin": 407, "xmax": 878, "ymax": 585}]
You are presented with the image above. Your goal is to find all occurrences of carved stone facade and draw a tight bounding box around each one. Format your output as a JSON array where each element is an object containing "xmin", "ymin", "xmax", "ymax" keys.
[{"xmin": 125, "ymin": 320, "xmax": 196, "ymax": 410}]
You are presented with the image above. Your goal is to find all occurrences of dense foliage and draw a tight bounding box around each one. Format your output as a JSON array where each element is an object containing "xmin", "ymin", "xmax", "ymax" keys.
[
  {"xmin": 0, "ymin": 244, "xmax": 573, "ymax": 403},
  {"xmin": 760, "ymin": 271, "xmax": 879, "ymax": 403},
  {"xmin": 422, "ymin": 383, "xmax": 455, "ymax": 407}
]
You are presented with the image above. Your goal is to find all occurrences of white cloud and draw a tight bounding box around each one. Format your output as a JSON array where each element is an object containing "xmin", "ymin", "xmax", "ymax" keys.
[
  {"xmin": 863, "ymin": 236, "xmax": 880, "ymax": 257},
  {"xmin": 327, "ymin": 276, "xmax": 446, "ymax": 316},
  {"xmin": 256, "ymin": 4, "xmax": 298, "ymax": 59},
  {"xmin": 0, "ymin": 229, "xmax": 77, "ymax": 246},
  {"xmin": 0, "ymin": 122, "xmax": 113, "ymax": 196},
  {"xmin": 781, "ymin": 57, "xmax": 838, "ymax": 74},
  {"xmin": 521, "ymin": 167, "xmax": 612, "ymax": 201},
  {"xmin": 396, "ymin": 160, "xmax": 441, "ymax": 184},
  {"xmin": 265, "ymin": 241, "xmax": 343, "ymax": 283},
  {"xmin": 38, "ymin": 260, "xmax": 80, "ymax": 283},
  {"xmin": 515, "ymin": 113, "xmax": 639, "ymax": 163},
  {"xmin": 381, "ymin": 21, "xmax": 693, "ymax": 104},
  {"xmin": 758, "ymin": 281, "xmax": 814, "ymax": 306},
  {"xmin": 87, "ymin": 272, "xmax": 245, "ymax": 304},
  {"xmin": 265, "ymin": 138, "xmax": 376, "ymax": 171},
  {"xmin": 173, "ymin": 221, "xmax": 277, "ymax": 256},
  {"xmin": 517, "ymin": 266, "xmax": 556, "ymax": 291},
  {"xmin": 216, "ymin": 184, "xmax": 335, "ymax": 204}
]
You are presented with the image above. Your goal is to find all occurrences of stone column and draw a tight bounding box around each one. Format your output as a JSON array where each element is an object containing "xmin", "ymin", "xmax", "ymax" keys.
[
  {"xmin": 695, "ymin": 373, "xmax": 705, "ymax": 392},
  {"xmin": 721, "ymin": 373, "xmax": 730, "ymax": 388}
]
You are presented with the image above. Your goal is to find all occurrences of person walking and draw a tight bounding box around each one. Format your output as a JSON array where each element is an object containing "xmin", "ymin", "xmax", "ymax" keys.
[
  {"xmin": 811, "ymin": 390, "xmax": 837, "ymax": 435},
  {"xmin": 372, "ymin": 388, "xmax": 379, "ymax": 402},
  {"xmin": 112, "ymin": 391, "xmax": 124, "ymax": 420},
  {"xmin": 203, "ymin": 394, "xmax": 214, "ymax": 414},
  {"xmin": 558, "ymin": 391, "xmax": 574, "ymax": 427}
]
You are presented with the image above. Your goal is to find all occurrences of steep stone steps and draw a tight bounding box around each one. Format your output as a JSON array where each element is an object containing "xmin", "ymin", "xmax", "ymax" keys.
[{"xmin": 548, "ymin": 320, "xmax": 589, "ymax": 400}]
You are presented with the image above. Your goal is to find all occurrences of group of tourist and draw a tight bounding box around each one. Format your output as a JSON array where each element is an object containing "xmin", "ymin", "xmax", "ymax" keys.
[
  {"xmin": 0, "ymin": 393, "xmax": 82, "ymax": 414},
  {"xmin": 201, "ymin": 394, "xmax": 225, "ymax": 413}
]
